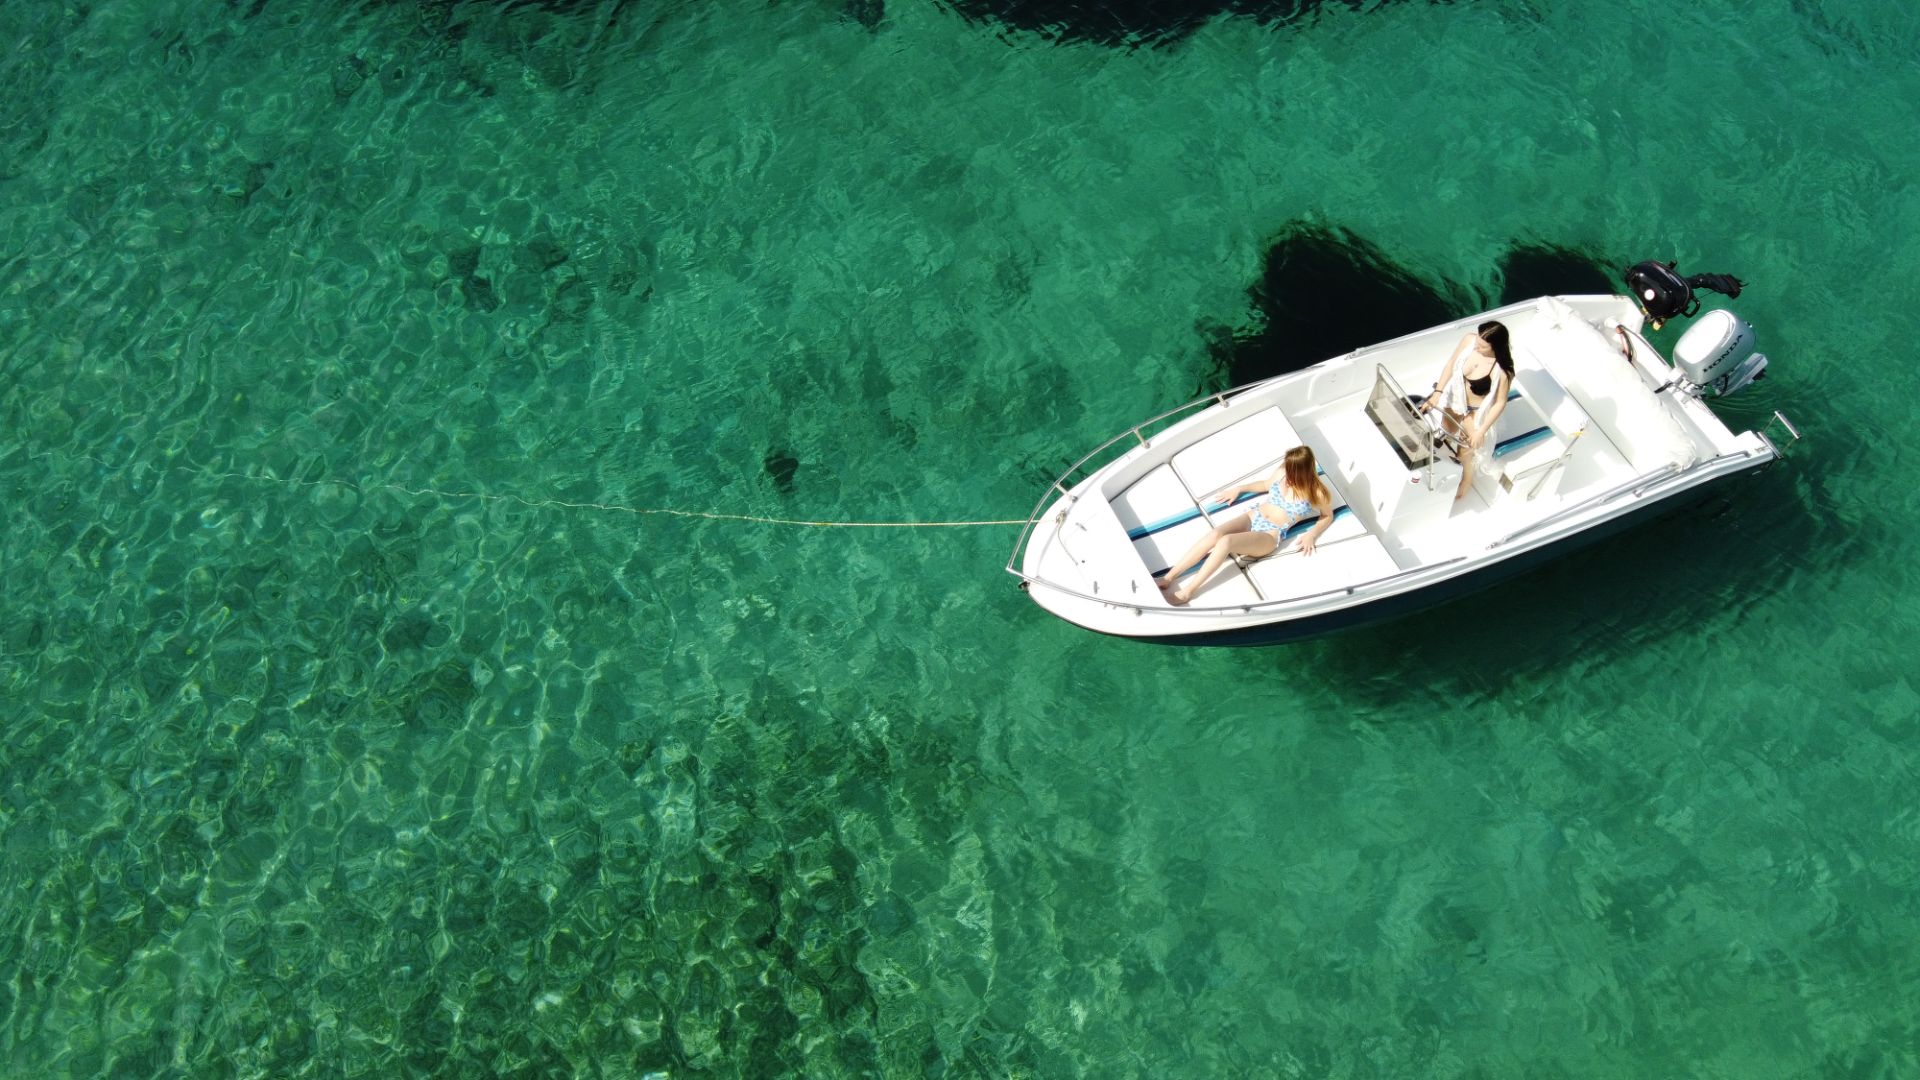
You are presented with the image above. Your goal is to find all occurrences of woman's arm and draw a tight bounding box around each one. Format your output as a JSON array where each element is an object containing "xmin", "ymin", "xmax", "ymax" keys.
[
  {"xmin": 1297, "ymin": 490, "xmax": 1337, "ymax": 554},
  {"xmin": 1420, "ymin": 333, "xmax": 1475, "ymax": 412},
  {"xmin": 1212, "ymin": 469, "xmax": 1278, "ymax": 504}
]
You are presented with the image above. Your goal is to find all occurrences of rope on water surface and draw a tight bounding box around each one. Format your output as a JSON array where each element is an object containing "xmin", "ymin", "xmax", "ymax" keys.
[
  {"xmin": 68, "ymin": 452, "xmax": 1029, "ymax": 529},
  {"xmin": 369, "ymin": 480, "xmax": 1029, "ymax": 528}
]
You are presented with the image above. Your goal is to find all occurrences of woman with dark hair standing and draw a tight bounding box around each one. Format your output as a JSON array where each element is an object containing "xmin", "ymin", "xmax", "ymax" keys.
[{"xmin": 1419, "ymin": 320, "xmax": 1515, "ymax": 502}]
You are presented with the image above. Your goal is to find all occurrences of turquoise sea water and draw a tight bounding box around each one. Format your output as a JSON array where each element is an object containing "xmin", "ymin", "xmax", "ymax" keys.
[{"xmin": 5, "ymin": 0, "xmax": 1920, "ymax": 1075}]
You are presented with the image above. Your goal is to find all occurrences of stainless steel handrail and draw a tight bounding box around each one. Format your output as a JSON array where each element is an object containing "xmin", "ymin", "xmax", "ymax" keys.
[
  {"xmin": 1487, "ymin": 465, "xmax": 1680, "ymax": 549},
  {"xmin": 1765, "ymin": 410, "xmax": 1802, "ymax": 448},
  {"xmin": 1610, "ymin": 322, "xmax": 1671, "ymax": 389},
  {"xmin": 1005, "ymin": 389, "xmax": 1252, "ymax": 572},
  {"xmin": 1487, "ymin": 447, "xmax": 1765, "ymax": 550}
]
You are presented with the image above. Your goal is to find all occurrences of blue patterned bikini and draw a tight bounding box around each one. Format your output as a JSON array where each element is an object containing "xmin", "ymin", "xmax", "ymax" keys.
[{"xmin": 1249, "ymin": 480, "xmax": 1315, "ymax": 538}]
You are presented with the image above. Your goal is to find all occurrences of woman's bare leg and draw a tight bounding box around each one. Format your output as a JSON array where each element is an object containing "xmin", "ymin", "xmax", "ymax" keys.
[
  {"xmin": 1171, "ymin": 531, "xmax": 1280, "ymax": 604},
  {"xmin": 1454, "ymin": 444, "xmax": 1476, "ymax": 501},
  {"xmin": 1159, "ymin": 514, "xmax": 1251, "ymax": 588}
]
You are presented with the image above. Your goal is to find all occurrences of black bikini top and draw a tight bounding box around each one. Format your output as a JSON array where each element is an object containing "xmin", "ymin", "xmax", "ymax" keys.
[{"xmin": 1467, "ymin": 366, "xmax": 1495, "ymax": 397}]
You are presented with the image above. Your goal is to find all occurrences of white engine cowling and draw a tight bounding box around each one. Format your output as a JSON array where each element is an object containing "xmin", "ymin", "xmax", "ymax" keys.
[{"xmin": 1673, "ymin": 308, "xmax": 1768, "ymax": 396}]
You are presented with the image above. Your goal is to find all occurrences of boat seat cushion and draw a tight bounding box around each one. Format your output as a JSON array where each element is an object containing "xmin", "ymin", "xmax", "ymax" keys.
[
  {"xmin": 1152, "ymin": 523, "xmax": 1390, "ymax": 609},
  {"xmin": 1169, "ymin": 400, "xmax": 1360, "ymax": 537},
  {"xmin": 1242, "ymin": 533, "xmax": 1401, "ymax": 604},
  {"xmin": 1477, "ymin": 374, "xmax": 1566, "ymax": 490},
  {"xmin": 1529, "ymin": 298, "xmax": 1698, "ymax": 472},
  {"xmin": 1128, "ymin": 489, "xmax": 1367, "ymax": 581},
  {"xmin": 1113, "ymin": 465, "xmax": 1212, "ymax": 581},
  {"xmin": 1508, "ymin": 363, "xmax": 1589, "ymax": 440},
  {"xmin": 1171, "ymin": 404, "xmax": 1303, "ymax": 498}
]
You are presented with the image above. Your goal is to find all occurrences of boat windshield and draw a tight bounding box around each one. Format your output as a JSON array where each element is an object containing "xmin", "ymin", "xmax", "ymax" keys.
[{"xmin": 1364, "ymin": 365, "xmax": 1436, "ymax": 470}]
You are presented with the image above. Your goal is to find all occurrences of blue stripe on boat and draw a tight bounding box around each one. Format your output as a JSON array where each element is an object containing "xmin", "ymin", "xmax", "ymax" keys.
[
  {"xmin": 1126, "ymin": 491, "xmax": 1261, "ymax": 539},
  {"xmin": 1493, "ymin": 426, "xmax": 1552, "ymax": 456}
]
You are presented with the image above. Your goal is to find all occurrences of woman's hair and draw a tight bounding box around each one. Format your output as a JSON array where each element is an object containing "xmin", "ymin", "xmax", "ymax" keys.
[
  {"xmin": 1478, "ymin": 321, "xmax": 1515, "ymax": 378},
  {"xmin": 1283, "ymin": 446, "xmax": 1331, "ymax": 505}
]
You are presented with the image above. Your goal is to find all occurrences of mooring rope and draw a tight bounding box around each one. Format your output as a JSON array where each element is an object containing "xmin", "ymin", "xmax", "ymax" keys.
[
  {"xmin": 62, "ymin": 453, "xmax": 1029, "ymax": 529},
  {"xmin": 368, "ymin": 479, "xmax": 1029, "ymax": 528}
]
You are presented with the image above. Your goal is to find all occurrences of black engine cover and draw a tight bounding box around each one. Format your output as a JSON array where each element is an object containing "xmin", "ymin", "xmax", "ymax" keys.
[{"xmin": 1625, "ymin": 260, "xmax": 1695, "ymax": 323}]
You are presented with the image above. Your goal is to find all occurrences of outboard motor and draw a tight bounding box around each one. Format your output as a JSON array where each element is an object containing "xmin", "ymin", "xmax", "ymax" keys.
[
  {"xmin": 1672, "ymin": 308, "xmax": 1768, "ymax": 397},
  {"xmin": 1624, "ymin": 259, "xmax": 1746, "ymax": 329}
]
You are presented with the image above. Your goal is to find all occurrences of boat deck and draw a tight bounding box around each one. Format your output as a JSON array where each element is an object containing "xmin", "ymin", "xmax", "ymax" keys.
[
  {"xmin": 1105, "ymin": 299, "xmax": 1709, "ymax": 607},
  {"xmin": 1292, "ymin": 343, "xmax": 1638, "ymax": 564}
]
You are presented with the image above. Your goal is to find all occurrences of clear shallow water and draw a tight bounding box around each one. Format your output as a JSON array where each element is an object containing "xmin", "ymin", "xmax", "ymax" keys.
[{"xmin": 3, "ymin": 0, "xmax": 1919, "ymax": 1075}]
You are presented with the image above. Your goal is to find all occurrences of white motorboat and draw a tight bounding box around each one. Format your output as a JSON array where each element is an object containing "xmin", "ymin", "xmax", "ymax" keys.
[{"xmin": 1007, "ymin": 288, "xmax": 1801, "ymax": 646}]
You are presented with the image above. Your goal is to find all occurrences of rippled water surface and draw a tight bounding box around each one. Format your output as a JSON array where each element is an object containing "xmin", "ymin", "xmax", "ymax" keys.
[{"xmin": 4, "ymin": 0, "xmax": 1920, "ymax": 1075}]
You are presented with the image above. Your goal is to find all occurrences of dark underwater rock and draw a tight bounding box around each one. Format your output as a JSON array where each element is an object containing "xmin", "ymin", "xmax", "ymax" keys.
[
  {"xmin": 462, "ymin": 275, "xmax": 500, "ymax": 312},
  {"xmin": 551, "ymin": 276, "xmax": 594, "ymax": 320},
  {"xmin": 943, "ymin": 0, "xmax": 1422, "ymax": 48},
  {"xmin": 1211, "ymin": 222, "xmax": 1469, "ymax": 387},
  {"xmin": 1496, "ymin": 242, "xmax": 1618, "ymax": 305},
  {"xmin": 763, "ymin": 451, "xmax": 799, "ymax": 494},
  {"xmin": 516, "ymin": 234, "xmax": 570, "ymax": 272},
  {"xmin": 332, "ymin": 55, "xmax": 372, "ymax": 101},
  {"xmin": 448, "ymin": 245, "xmax": 481, "ymax": 278}
]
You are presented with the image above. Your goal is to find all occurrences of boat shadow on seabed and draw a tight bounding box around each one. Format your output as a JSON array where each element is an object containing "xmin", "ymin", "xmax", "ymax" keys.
[{"xmin": 1201, "ymin": 224, "xmax": 1618, "ymax": 392}]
